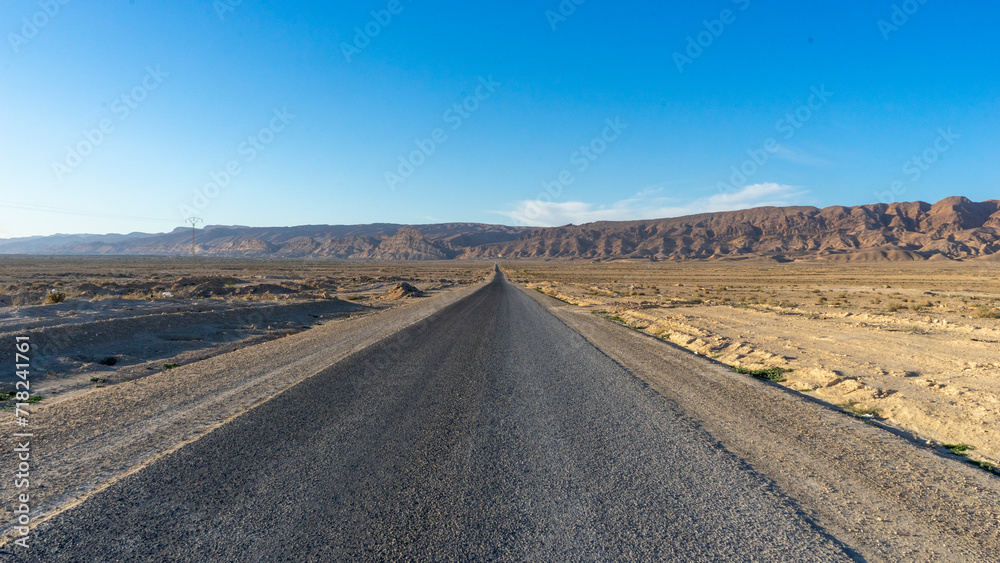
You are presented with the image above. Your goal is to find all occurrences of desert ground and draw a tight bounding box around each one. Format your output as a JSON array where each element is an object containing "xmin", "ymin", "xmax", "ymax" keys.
[
  {"xmin": 504, "ymin": 259, "xmax": 1000, "ymax": 471},
  {"xmin": 2, "ymin": 256, "xmax": 999, "ymax": 558},
  {"xmin": 0, "ymin": 256, "xmax": 484, "ymax": 398}
]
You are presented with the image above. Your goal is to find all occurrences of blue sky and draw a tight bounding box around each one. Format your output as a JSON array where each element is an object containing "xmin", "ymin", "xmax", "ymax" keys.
[{"xmin": 1, "ymin": 0, "xmax": 998, "ymax": 237}]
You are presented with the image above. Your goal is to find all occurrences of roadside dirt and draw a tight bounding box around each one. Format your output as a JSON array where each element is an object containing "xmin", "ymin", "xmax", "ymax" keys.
[
  {"xmin": 0, "ymin": 298, "xmax": 368, "ymax": 394},
  {"xmin": 509, "ymin": 260, "xmax": 1000, "ymax": 470},
  {"xmin": 0, "ymin": 257, "xmax": 483, "ymax": 401}
]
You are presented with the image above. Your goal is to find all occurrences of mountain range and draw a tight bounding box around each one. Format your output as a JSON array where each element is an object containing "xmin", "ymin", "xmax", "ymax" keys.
[{"xmin": 3, "ymin": 197, "xmax": 999, "ymax": 261}]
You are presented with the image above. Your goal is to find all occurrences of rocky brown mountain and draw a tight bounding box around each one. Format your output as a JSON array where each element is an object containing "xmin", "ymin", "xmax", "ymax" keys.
[
  {"xmin": 472, "ymin": 196, "xmax": 1000, "ymax": 261},
  {"xmin": 3, "ymin": 197, "xmax": 998, "ymax": 261}
]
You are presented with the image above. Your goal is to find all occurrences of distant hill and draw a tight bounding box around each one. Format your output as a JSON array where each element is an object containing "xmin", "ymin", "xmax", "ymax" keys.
[
  {"xmin": 0, "ymin": 232, "xmax": 155, "ymax": 254},
  {"xmin": 2, "ymin": 197, "xmax": 999, "ymax": 261},
  {"xmin": 0, "ymin": 223, "xmax": 532, "ymax": 260}
]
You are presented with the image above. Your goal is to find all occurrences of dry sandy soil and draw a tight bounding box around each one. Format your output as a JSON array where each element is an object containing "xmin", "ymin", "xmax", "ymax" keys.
[
  {"xmin": 505, "ymin": 259, "xmax": 1000, "ymax": 472},
  {"xmin": 0, "ymin": 257, "xmax": 482, "ymax": 398}
]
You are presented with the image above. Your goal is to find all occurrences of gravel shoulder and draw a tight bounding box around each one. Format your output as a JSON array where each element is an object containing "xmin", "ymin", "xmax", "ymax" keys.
[
  {"xmin": 0, "ymin": 278, "xmax": 487, "ymax": 545},
  {"xmin": 516, "ymin": 283, "xmax": 1000, "ymax": 562}
]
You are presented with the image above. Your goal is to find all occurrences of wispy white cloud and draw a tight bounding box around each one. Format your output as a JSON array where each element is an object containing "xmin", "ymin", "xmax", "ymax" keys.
[
  {"xmin": 496, "ymin": 183, "xmax": 808, "ymax": 226},
  {"xmin": 772, "ymin": 145, "xmax": 835, "ymax": 167}
]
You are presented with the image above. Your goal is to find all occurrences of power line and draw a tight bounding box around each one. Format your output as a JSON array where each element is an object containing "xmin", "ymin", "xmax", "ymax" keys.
[
  {"xmin": 185, "ymin": 216, "xmax": 203, "ymax": 255},
  {"xmin": 0, "ymin": 200, "xmax": 178, "ymax": 224}
]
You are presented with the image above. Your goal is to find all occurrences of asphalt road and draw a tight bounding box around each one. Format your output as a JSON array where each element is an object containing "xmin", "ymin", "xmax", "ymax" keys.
[{"xmin": 20, "ymin": 275, "xmax": 855, "ymax": 561}]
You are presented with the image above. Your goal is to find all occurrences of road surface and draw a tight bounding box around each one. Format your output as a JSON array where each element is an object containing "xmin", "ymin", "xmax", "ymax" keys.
[{"xmin": 21, "ymin": 274, "xmax": 854, "ymax": 561}]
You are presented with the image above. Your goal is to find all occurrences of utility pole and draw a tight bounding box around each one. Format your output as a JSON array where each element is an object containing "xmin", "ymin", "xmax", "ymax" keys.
[{"xmin": 185, "ymin": 217, "xmax": 203, "ymax": 255}]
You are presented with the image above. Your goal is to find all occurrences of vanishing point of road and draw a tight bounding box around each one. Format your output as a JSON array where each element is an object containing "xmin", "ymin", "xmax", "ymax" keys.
[{"xmin": 22, "ymin": 274, "xmax": 855, "ymax": 561}]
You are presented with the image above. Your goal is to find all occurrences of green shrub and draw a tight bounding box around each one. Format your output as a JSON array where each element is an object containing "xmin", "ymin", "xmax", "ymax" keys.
[
  {"xmin": 731, "ymin": 366, "xmax": 790, "ymax": 382},
  {"xmin": 944, "ymin": 443, "xmax": 975, "ymax": 455}
]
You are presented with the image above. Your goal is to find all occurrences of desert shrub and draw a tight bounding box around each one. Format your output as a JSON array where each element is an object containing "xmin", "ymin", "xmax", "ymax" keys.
[
  {"xmin": 842, "ymin": 401, "xmax": 879, "ymax": 418},
  {"xmin": 969, "ymin": 460, "xmax": 998, "ymax": 472},
  {"xmin": 46, "ymin": 290, "xmax": 67, "ymax": 304},
  {"xmin": 731, "ymin": 366, "xmax": 790, "ymax": 382},
  {"xmin": 886, "ymin": 302, "xmax": 904, "ymax": 313},
  {"xmin": 944, "ymin": 443, "xmax": 975, "ymax": 455},
  {"xmin": 972, "ymin": 306, "xmax": 1000, "ymax": 319}
]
